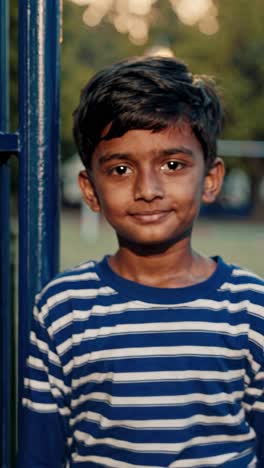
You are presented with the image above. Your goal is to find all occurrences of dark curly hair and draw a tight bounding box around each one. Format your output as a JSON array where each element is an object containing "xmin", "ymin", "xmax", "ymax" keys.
[{"xmin": 73, "ymin": 56, "xmax": 224, "ymax": 170}]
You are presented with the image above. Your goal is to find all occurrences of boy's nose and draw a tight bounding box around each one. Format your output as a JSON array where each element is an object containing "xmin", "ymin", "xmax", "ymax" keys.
[{"xmin": 134, "ymin": 169, "xmax": 164, "ymax": 201}]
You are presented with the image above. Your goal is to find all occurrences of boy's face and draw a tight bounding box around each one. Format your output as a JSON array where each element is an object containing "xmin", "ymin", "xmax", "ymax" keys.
[{"xmin": 79, "ymin": 122, "xmax": 224, "ymax": 248}]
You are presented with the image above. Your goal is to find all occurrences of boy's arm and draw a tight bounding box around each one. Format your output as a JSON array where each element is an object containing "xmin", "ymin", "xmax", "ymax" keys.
[
  {"xmin": 17, "ymin": 303, "xmax": 71, "ymax": 467},
  {"xmin": 244, "ymin": 352, "xmax": 264, "ymax": 468}
]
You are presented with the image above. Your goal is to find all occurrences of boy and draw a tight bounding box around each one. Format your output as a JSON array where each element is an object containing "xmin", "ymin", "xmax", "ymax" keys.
[{"xmin": 18, "ymin": 57, "xmax": 264, "ymax": 467}]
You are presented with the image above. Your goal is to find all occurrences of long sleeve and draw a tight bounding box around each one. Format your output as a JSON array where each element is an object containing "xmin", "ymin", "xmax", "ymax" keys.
[
  {"xmin": 17, "ymin": 303, "xmax": 71, "ymax": 467},
  {"xmin": 244, "ymin": 363, "xmax": 264, "ymax": 468}
]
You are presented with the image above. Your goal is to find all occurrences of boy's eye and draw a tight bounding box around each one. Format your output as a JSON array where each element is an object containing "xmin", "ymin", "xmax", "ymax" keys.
[
  {"xmin": 161, "ymin": 161, "xmax": 184, "ymax": 172},
  {"xmin": 112, "ymin": 165, "xmax": 131, "ymax": 175}
]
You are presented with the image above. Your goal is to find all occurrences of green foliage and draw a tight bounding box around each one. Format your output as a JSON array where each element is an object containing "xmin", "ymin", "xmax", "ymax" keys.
[{"xmin": 10, "ymin": 0, "xmax": 264, "ymax": 160}]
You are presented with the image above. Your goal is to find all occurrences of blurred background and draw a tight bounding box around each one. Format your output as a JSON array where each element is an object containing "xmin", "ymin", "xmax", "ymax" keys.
[{"xmin": 10, "ymin": 0, "xmax": 264, "ymax": 274}]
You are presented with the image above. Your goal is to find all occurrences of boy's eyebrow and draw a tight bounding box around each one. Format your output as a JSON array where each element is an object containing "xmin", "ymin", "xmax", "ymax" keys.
[
  {"xmin": 98, "ymin": 153, "xmax": 132, "ymax": 165},
  {"xmin": 159, "ymin": 147, "xmax": 194, "ymax": 157},
  {"xmin": 98, "ymin": 147, "xmax": 194, "ymax": 165}
]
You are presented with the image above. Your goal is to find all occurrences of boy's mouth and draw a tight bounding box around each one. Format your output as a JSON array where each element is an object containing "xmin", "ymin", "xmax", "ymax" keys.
[{"xmin": 129, "ymin": 210, "xmax": 172, "ymax": 223}]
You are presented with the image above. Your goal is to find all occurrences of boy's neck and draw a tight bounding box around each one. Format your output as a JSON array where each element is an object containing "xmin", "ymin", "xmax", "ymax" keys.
[{"xmin": 108, "ymin": 238, "xmax": 216, "ymax": 289}]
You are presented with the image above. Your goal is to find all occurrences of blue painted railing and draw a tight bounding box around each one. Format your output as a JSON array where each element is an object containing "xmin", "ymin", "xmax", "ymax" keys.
[
  {"xmin": 0, "ymin": 2, "xmax": 12, "ymax": 466},
  {"xmin": 18, "ymin": 0, "xmax": 61, "ymax": 421},
  {"xmin": 0, "ymin": 1, "xmax": 61, "ymax": 466}
]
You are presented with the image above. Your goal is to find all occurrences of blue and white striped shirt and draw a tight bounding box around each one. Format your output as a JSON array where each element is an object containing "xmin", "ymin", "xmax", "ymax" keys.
[{"xmin": 18, "ymin": 256, "xmax": 264, "ymax": 467}]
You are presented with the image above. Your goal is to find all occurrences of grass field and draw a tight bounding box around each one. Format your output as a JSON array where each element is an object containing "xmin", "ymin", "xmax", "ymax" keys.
[{"xmin": 60, "ymin": 209, "xmax": 264, "ymax": 276}]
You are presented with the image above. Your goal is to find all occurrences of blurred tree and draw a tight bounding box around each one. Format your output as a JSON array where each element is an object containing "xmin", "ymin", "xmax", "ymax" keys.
[
  {"xmin": 61, "ymin": 0, "xmax": 264, "ymax": 155},
  {"xmin": 10, "ymin": 0, "xmax": 264, "ymax": 152}
]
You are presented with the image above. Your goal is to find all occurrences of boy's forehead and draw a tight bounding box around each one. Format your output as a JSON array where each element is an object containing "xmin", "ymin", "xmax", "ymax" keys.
[
  {"xmin": 100, "ymin": 118, "xmax": 193, "ymax": 140},
  {"xmin": 92, "ymin": 121, "xmax": 203, "ymax": 161}
]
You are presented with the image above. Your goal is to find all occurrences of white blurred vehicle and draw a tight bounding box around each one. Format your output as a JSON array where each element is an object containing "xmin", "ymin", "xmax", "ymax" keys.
[{"xmin": 61, "ymin": 154, "xmax": 83, "ymax": 206}]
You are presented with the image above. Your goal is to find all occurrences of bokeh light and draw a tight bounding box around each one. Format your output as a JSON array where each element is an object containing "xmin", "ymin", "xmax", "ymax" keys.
[
  {"xmin": 144, "ymin": 45, "xmax": 175, "ymax": 57},
  {"xmin": 171, "ymin": 0, "xmax": 212, "ymax": 26},
  {"xmin": 69, "ymin": 0, "xmax": 219, "ymax": 43}
]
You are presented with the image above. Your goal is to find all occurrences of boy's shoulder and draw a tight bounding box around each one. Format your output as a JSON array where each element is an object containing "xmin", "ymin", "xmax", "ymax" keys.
[
  {"xmin": 218, "ymin": 260, "xmax": 264, "ymax": 293},
  {"xmin": 216, "ymin": 259, "xmax": 264, "ymax": 315},
  {"xmin": 35, "ymin": 257, "xmax": 115, "ymax": 310}
]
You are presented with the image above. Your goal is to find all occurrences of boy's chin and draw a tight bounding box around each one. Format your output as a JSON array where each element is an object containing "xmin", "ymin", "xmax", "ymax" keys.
[{"xmin": 117, "ymin": 227, "xmax": 193, "ymax": 255}]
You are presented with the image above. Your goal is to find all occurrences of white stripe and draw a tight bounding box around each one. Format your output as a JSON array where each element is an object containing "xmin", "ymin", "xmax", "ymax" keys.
[
  {"xmin": 25, "ymin": 374, "xmax": 71, "ymax": 395},
  {"xmin": 86, "ymin": 299, "xmax": 249, "ymax": 316},
  {"xmin": 89, "ymin": 300, "xmax": 155, "ymax": 316},
  {"xmin": 39, "ymin": 286, "xmax": 117, "ymax": 323},
  {"xmin": 246, "ymin": 350, "xmax": 261, "ymax": 374},
  {"xmin": 40, "ymin": 270, "xmax": 100, "ymax": 296},
  {"xmin": 57, "ymin": 337, "xmax": 73, "ymax": 355},
  {"xmin": 47, "ymin": 286, "xmax": 116, "ymax": 306},
  {"xmin": 72, "ymin": 454, "xmax": 161, "ymax": 468},
  {"xmin": 232, "ymin": 269, "xmax": 263, "ymax": 280},
  {"xmin": 72, "ymin": 260, "xmax": 95, "ymax": 271},
  {"xmin": 22, "ymin": 398, "xmax": 58, "ymax": 413},
  {"xmin": 38, "ymin": 298, "xmax": 264, "ymax": 335},
  {"xmin": 22, "ymin": 397, "xmax": 70, "ymax": 415},
  {"xmin": 220, "ymin": 282, "xmax": 264, "ymax": 293},
  {"xmin": 30, "ymin": 331, "xmax": 61, "ymax": 365},
  {"xmin": 168, "ymin": 298, "xmax": 254, "ymax": 312},
  {"xmin": 67, "ymin": 437, "xmax": 73, "ymax": 447},
  {"xmin": 48, "ymin": 312, "xmax": 74, "ymax": 335},
  {"xmin": 27, "ymin": 355, "xmax": 72, "ymax": 392},
  {"xmin": 49, "ymin": 375, "xmax": 72, "ymax": 394},
  {"xmin": 247, "ymin": 401, "xmax": 264, "ymax": 412},
  {"xmin": 245, "ymin": 387, "xmax": 262, "ymax": 398},
  {"xmin": 24, "ymin": 378, "xmax": 50, "ymax": 392},
  {"xmin": 71, "ymin": 390, "xmax": 244, "ymax": 409},
  {"xmin": 70, "ymin": 407, "xmax": 245, "ymax": 430},
  {"xmin": 71, "ymin": 368, "xmax": 244, "ymax": 389},
  {"xmin": 71, "ymin": 345, "xmax": 246, "ymax": 368},
  {"xmin": 27, "ymin": 355, "xmax": 48, "ymax": 372},
  {"xmin": 245, "ymin": 373, "xmax": 250, "ymax": 385},
  {"xmin": 242, "ymin": 400, "xmax": 264, "ymax": 412},
  {"xmin": 169, "ymin": 451, "xmax": 239, "ymax": 467},
  {"xmin": 256, "ymin": 371, "xmax": 264, "ymax": 381},
  {"xmin": 49, "ymin": 302, "xmax": 154, "ymax": 337},
  {"xmin": 240, "ymin": 302, "xmax": 264, "ymax": 318},
  {"xmin": 30, "ymin": 331, "xmax": 49, "ymax": 353},
  {"xmin": 57, "ymin": 321, "xmax": 248, "ymax": 356},
  {"xmin": 74, "ymin": 429, "xmax": 254, "ymax": 454},
  {"xmin": 169, "ymin": 448, "xmax": 253, "ymax": 467},
  {"xmin": 248, "ymin": 328, "xmax": 264, "ymax": 348},
  {"xmin": 36, "ymin": 302, "xmax": 50, "ymax": 323},
  {"xmin": 65, "ymin": 321, "xmax": 248, "ymax": 348},
  {"xmin": 248, "ymin": 458, "xmax": 257, "ymax": 468}
]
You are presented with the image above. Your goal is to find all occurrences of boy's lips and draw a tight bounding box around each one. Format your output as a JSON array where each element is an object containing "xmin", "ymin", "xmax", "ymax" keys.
[{"xmin": 129, "ymin": 209, "xmax": 172, "ymax": 223}]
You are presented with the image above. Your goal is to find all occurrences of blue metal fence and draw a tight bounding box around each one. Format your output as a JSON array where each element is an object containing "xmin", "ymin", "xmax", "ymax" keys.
[
  {"xmin": 0, "ymin": 1, "xmax": 61, "ymax": 466},
  {"xmin": 0, "ymin": 2, "xmax": 12, "ymax": 466}
]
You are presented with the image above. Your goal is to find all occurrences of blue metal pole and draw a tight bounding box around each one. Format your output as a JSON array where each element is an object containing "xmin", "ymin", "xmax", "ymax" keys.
[
  {"xmin": 0, "ymin": 0, "xmax": 12, "ymax": 466},
  {"xmin": 18, "ymin": 0, "xmax": 61, "ymax": 428}
]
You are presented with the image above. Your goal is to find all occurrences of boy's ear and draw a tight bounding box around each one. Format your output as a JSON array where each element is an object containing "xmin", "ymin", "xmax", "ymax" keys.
[
  {"xmin": 78, "ymin": 170, "xmax": 101, "ymax": 212},
  {"xmin": 202, "ymin": 157, "xmax": 225, "ymax": 204}
]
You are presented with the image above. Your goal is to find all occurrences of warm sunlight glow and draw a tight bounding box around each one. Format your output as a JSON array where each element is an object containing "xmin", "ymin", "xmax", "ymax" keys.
[
  {"xmin": 83, "ymin": 6, "xmax": 103, "ymax": 26},
  {"xmin": 128, "ymin": 0, "xmax": 155, "ymax": 16},
  {"xmin": 82, "ymin": 0, "xmax": 113, "ymax": 27},
  {"xmin": 70, "ymin": 0, "xmax": 90, "ymax": 5},
  {"xmin": 144, "ymin": 45, "xmax": 175, "ymax": 57},
  {"xmin": 128, "ymin": 17, "xmax": 149, "ymax": 45},
  {"xmin": 113, "ymin": 13, "xmax": 131, "ymax": 33},
  {"xmin": 69, "ymin": 0, "xmax": 219, "ymax": 41},
  {"xmin": 174, "ymin": 0, "xmax": 213, "ymax": 26},
  {"xmin": 199, "ymin": 15, "xmax": 219, "ymax": 35}
]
